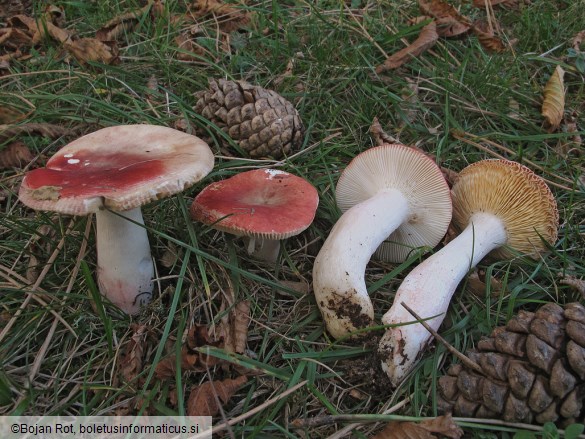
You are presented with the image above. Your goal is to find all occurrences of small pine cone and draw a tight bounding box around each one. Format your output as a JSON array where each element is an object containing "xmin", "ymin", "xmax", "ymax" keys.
[
  {"xmin": 438, "ymin": 302, "xmax": 585, "ymax": 426},
  {"xmin": 194, "ymin": 79, "xmax": 304, "ymax": 159}
]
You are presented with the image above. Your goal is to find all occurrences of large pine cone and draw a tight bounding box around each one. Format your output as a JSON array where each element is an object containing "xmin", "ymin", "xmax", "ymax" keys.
[
  {"xmin": 438, "ymin": 302, "xmax": 585, "ymax": 426},
  {"xmin": 194, "ymin": 79, "xmax": 304, "ymax": 159}
]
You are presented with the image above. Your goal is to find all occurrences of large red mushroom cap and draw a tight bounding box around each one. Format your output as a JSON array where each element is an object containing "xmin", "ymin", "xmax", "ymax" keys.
[
  {"xmin": 19, "ymin": 125, "xmax": 214, "ymax": 215},
  {"xmin": 190, "ymin": 169, "xmax": 319, "ymax": 240}
]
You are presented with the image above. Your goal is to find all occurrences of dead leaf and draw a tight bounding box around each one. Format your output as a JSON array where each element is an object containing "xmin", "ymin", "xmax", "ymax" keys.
[
  {"xmin": 155, "ymin": 325, "xmax": 224, "ymax": 379},
  {"xmin": 572, "ymin": 30, "xmax": 585, "ymax": 51},
  {"xmin": 0, "ymin": 141, "xmax": 33, "ymax": 169},
  {"xmin": 472, "ymin": 23, "xmax": 507, "ymax": 53},
  {"xmin": 187, "ymin": 376, "xmax": 247, "ymax": 416},
  {"xmin": 0, "ymin": 106, "xmax": 27, "ymax": 124},
  {"xmin": 560, "ymin": 275, "xmax": 585, "ymax": 299},
  {"xmin": 541, "ymin": 65, "xmax": 565, "ymax": 132},
  {"xmin": 376, "ymin": 21, "xmax": 438, "ymax": 72},
  {"xmin": 399, "ymin": 77, "xmax": 420, "ymax": 124},
  {"xmin": 370, "ymin": 117, "xmax": 399, "ymax": 145},
  {"xmin": 0, "ymin": 0, "xmax": 33, "ymax": 19},
  {"xmin": 467, "ymin": 269, "xmax": 503, "ymax": 297},
  {"xmin": 188, "ymin": 0, "xmax": 251, "ymax": 33},
  {"xmin": 371, "ymin": 414, "xmax": 463, "ymax": 439},
  {"xmin": 232, "ymin": 300, "xmax": 250, "ymax": 354},
  {"xmin": 174, "ymin": 26, "xmax": 206, "ymax": 61},
  {"xmin": 96, "ymin": 3, "xmax": 154, "ymax": 42},
  {"xmin": 118, "ymin": 324, "xmax": 149, "ymax": 383},
  {"xmin": 419, "ymin": 0, "xmax": 470, "ymax": 24},
  {"xmin": 64, "ymin": 38, "xmax": 119, "ymax": 66}
]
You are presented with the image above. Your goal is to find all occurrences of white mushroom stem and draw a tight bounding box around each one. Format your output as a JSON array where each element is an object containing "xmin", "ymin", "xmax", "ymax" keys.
[
  {"xmin": 314, "ymin": 189, "xmax": 409, "ymax": 339},
  {"xmin": 95, "ymin": 207, "xmax": 154, "ymax": 315},
  {"xmin": 379, "ymin": 211, "xmax": 507, "ymax": 385}
]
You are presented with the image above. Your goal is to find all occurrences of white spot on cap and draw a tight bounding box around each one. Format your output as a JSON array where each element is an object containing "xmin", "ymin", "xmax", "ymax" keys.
[
  {"xmin": 64, "ymin": 153, "xmax": 74, "ymax": 158},
  {"xmin": 67, "ymin": 159, "xmax": 80, "ymax": 164},
  {"xmin": 264, "ymin": 169, "xmax": 287, "ymax": 179},
  {"xmin": 84, "ymin": 161, "xmax": 91, "ymax": 166}
]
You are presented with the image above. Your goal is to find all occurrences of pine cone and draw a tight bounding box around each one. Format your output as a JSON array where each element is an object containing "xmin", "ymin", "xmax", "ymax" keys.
[
  {"xmin": 437, "ymin": 302, "xmax": 585, "ymax": 426},
  {"xmin": 194, "ymin": 79, "xmax": 304, "ymax": 159}
]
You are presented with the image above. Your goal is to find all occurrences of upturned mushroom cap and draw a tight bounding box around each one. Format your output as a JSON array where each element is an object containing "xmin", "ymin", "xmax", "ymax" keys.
[
  {"xmin": 190, "ymin": 168, "xmax": 319, "ymax": 240},
  {"xmin": 451, "ymin": 159, "xmax": 559, "ymax": 259},
  {"xmin": 19, "ymin": 125, "xmax": 214, "ymax": 215},
  {"xmin": 335, "ymin": 144, "xmax": 452, "ymax": 263}
]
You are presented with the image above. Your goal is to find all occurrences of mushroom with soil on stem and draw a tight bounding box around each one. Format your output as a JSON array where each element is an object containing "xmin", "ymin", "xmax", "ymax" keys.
[
  {"xmin": 312, "ymin": 144, "xmax": 453, "ymax": 339},
  {"xmin": 379, "ymin": 159, "xmax": 559, "ymax": 386},
  {"xmin": 18, "ymin": 125, "xmax": 214, "ymax": 315},
  {"xmin": 190, "ymin": 168, "xmax": 319, "ymax": 263}
]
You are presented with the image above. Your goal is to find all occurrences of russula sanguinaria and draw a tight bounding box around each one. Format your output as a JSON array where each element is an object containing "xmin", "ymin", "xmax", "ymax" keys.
[
  {"xmin": 379, "ymin": 159, "xmax": 559, "ymax": 386},
  {"xmin": 190, "ymin": 168, "xmax": 319, "ymax": 262},
  {"xmin": 313, "ymin": 144, "xmax": 452, "ymax": 339},
  {"xmin": 19, "ymin": 125, "xmax": 214, "ymax": 314}
]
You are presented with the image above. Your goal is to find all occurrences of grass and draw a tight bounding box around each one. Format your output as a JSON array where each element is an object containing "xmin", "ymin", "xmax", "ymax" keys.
[{"xmin": 1, "ymin": 0, "xmax": 584, "ymax": 437}]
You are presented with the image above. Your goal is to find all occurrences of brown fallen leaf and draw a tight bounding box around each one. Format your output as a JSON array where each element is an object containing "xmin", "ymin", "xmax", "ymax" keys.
[
  {"xmin": 371, "ymin": 414, "xmax": 463, "ymax": 439},
  {"xmin": 96, "ymin": 2, "xmax": 154, "ymax": 42},
  {"xmin": 556, "ymin": 112, "xmax": 582, "ymax": 157},
  {"xmin": 467, "ymin": 269, "xmax": 503, "ymax": 297},
  {"xmin": 0, "ymin": 106, "xmax": 27, "ymax": 124},
  {"xmin": 155, "ymin": 325, "xmax": 224, "ymax": 379},
  {"xmin": 419, "ymin": 0, "xmax": 470, "ymax": 24},
  {"xmin": 118, "ymin": 324, "xmax": 149, "ymax": 383},
  {"xmin": 0, "ymin": 141, "xmax": 33, "ymax": 169},
  {"xmin": 64, "ymin": 38, "xmax": 119, "ymax": 66},
  {"xmin": 560, "ymin": 275, "xmax": 585, "ymax": 299},
  {"xmin": 472, "ymin": 23, "xmax": 507, "ymax": 53},
  {"xmin": 187, "ymin": 376, "xmax": 248, "ymax": 416},
  {"xmin": 188, "ymin": 0, "xmax": 251, "ymax": 33},
  {"xmin": 541, "ymin": 65, "xmax": 565, "ymax": 132},
  {"xmin": 0, "ymin": 0, "xmax": 33, "ymax": 20},
  {"xmin": 174, "ymin": 26, "xmax": 207, "ymax": 61},
  {"xmin": 376, "ymin": 21, "xmax": 438, "ymax": 72}
]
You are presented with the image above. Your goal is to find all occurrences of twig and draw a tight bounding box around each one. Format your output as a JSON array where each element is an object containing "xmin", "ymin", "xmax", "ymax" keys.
[{"xmin": 400, "ymin": 302, "xmax": 483, "ymax": 375}]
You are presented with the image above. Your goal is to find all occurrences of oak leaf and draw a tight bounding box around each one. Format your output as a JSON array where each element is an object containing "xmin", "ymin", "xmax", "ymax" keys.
[
  {"xmin": 371, "ymin": 414, "xmax": 463, "ymax": 439},
  {"xmin": 409, "ymin": 16, "xmax": 470, "ymax": 38},
  {"xmin": 0, "ymin": 141, "xmax": 33, "ymax": 169},
  {"xmin": 376, "ymin": 21, "xmax": 438, "ymax": 72},
  {"xmin": 541, "ymin": 65, "xmax": 565, "ymax": 131},
  {"xmin": 187, "ymin": 376, "xmax": 247, "ymax": 416}
]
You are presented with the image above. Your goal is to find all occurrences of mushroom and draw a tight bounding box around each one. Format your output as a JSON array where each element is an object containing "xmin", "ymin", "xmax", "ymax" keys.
[
  {"xmin": 379, "ymin": 159, "xmax": 559, "ymax": 386},
  {"xmin": 18, "ymin": 125, "xmax": 214, "ymax": 314},
  {"xmin": 313, "ymin": 144, "xmax": 452, "ymax": 339},
  {"xmin": 190, "ymin": 168, "xmax": 319, "ymax": 262}
]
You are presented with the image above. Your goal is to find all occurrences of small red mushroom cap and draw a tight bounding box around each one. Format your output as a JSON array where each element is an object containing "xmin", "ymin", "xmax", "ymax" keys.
[
  {"xmin": 190, "ymin": 169, "xmax": 319, "ymax": 239},
  {"xmin": 19, "ymin": 125, "xmax": 214, "ymax": 215}
]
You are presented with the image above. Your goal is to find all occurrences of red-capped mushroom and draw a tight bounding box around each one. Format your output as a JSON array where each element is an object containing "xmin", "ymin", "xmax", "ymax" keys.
[
  {"xmin": 19, "ymin": 125, "xmax": 214, "ymax": 314},
  {"xmin": 190, "ymin": 168, "xmax": 319, "ymax": 262}
]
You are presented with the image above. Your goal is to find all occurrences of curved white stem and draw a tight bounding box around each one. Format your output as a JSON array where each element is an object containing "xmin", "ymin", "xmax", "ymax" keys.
[
  {"xmin": 313, "ymin": 189, "xmax": 409, "ymax": 339},
  {"xmin": 379, "ymin": 212, "xmax": 507, "ymax": 385},
  {"xmin": 95, "ymin": 208, "xmax": 154, "ymax": 315}
]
